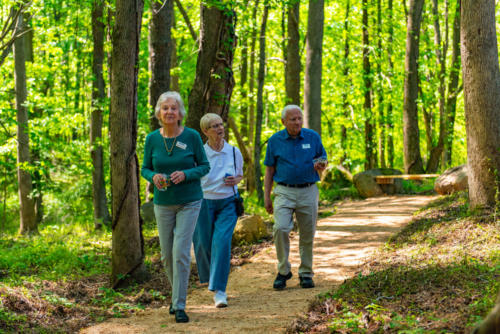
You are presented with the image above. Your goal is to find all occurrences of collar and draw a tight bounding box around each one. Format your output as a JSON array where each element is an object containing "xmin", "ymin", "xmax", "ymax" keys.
[
  {"xmin": 205, "ymin": 140, "xmax": 230, "ymax": 154},
  {"xmin": 283, "ymin": 128, "xmax": 304, "ymax": 140}
]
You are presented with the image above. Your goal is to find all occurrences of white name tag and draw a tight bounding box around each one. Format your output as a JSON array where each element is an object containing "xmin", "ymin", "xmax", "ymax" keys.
[
  {"xmin": 302, "ymin": 143, "xmax": 311, "ymax": 149},
  {"xmin": 176, "ymin": 141, "xmax": 187, "ymax": 150}
]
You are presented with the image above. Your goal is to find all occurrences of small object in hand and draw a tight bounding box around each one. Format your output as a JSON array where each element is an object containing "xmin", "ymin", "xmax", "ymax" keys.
[
  {"xmin": 313, "ymin": 157, "xmax": 327, "ymax": 167},
  {"xmin": 224, "ymin": 173, "xmax": 232, "ymax": 182},
  {"xmin": 158, "ymin": 174, "xmax": 171, "ymax": 191}
]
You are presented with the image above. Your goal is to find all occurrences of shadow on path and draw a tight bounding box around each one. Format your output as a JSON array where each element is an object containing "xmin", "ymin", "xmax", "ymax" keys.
[{"xmin": 81, "ymin": 195, "xmax": 437, "ymax": 334}]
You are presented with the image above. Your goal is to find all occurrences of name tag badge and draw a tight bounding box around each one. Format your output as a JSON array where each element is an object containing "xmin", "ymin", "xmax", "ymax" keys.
[
  {"xmin": 176, "ymin": 141, "xmax": 187, "ymax": 150},
  {"xmin": 302, "ymin": 143, "xmax": 311, "ymax": 149}
]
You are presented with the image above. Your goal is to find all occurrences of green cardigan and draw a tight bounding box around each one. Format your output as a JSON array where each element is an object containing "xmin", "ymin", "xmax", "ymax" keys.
[{"xmin": 141, "ymin": 127, "xmax": 210, "ymax": 205}]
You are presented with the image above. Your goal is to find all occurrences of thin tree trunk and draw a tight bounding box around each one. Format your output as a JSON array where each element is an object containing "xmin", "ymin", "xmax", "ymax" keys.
[
  {"xmin": 110, "ymin": 0, "xmax": 149, "ymax": 288},
  {"xmin": 174, "ymin": 0, "xmax": 197, "ymax": 41},
  {"xmin": 186, "ymin": 3, "xmax": 237, "ymax": 135},
  {"xmin": 240, "ymin": 31, "xmax": 249, "ymax": 141},
  {"xmin": 248, "ymin": 0, "xmax": 259, "ymax": 149},
  {"xmin": 403, "ymin": 0, "xmax": 425, "ymax": 174},
  {"xmin": 443, "ymin": 0, "xmax": 461, "ymax": 167},
  {"xmin": 170, "ymin": 14, "xmax": 179, "ymax": 92},
  {"xmin": 461, "ymin": 0, "xmax": 500, "ymax": 209},
  {"xmin": 340, "ymin": 0, "xmax": 351, "ymax": 166},
  {"xmin": 14, "ymin": 10, "xmax": 37, "ymax": 235},
  {"xmin": 148, "ymin": 0, "xmax": 173, "ymax": 131},
  {"xmin": 304, "ymin": 0, "xmax": 324, "ymax": 135},
  {"xmin": 91, "ymin": 0, "xmax": 111, "ymax": 229},
  {"xmin": 254, "ymin": 4, "xmax": 269, "ymax": 201},
  {"xmin": 362, "ymin": 0, "xmax": 375, "ymax": 169},
  {"xmin": 285, "ymin": 0, "xmax": 300, "ymax": 105},
  {"xmin": 426, "ymin": 0, "xmax": 447, "ymax": 172},
  {"xmin": 387, "ymin": 0, "xmax": 395, "ymax": 168},
  {"xmin": 377, "ymin": 0, "xmax": 386, "ymax": 168}
]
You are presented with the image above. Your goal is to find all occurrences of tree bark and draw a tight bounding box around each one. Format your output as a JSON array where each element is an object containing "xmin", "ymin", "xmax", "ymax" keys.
[
  {"xmin": 254, "ymin": 4, "xmax": 269, "ymax": 201},
  {"xmin": 148, "ymin": 0, "xmax": 173, "ymax": 131},
  {"xmin": 340, "ymin": 0, "xmax": 351, "ymax": 166},
  {"xmin": 387, "ymin": 0, "xmax": 395, "ymax": 168},
  {"xmin": 403, "ymin": 0, "xmax": 425, "ymax": 174},
  {"xmin": 443, "ymin": 0, "xmax": 461, "ymax": 167},
  {"xmin": 376, "ymin": 0, "xmax": 386, "ymax": 168},
  {"xmin": 91, "ymin": 0, "xmax": 111, "ymax": 229},
  {"xmin": 110, "ymin": 0, "xmax": 149, "ymax": 288},
  {"xmin": 304, "ymin": 0, "xmax": 324, "ymax": 135},
  {"xmin": 426, "ymin": 0, "xmax": 447, "ymax": 173},
  {"xmin": 14, "ymin": 10, "xmax": 37, "ymax": 235},
  {"xmin": 362, "ymin": 0, "xmax": 375, "ymax": 169},
  {"xmin": 186, "ymin": 2, "xmax": 237, "ymax": 135},
  {"xmin": 285, "ymin": 0, "xmax": 300, "ymax": 105},
  {"xmin": 461, "ymin": 0, "xmax": 500, "ymax": 209}
]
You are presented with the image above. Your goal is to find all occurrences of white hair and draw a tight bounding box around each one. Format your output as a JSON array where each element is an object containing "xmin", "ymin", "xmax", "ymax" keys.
[
  {"xmin": 281, "ymin": 104, "xmax": 302, "ymax": 120},
  {"xmin": 155, "ymin": 91, "xmax": 186, "ymax": 126}
]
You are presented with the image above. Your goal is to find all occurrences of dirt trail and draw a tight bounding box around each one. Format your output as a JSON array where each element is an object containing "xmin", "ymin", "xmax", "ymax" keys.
[{"xmin": 81, "ymin": 195, "xmax": 436, "ymax": 334}]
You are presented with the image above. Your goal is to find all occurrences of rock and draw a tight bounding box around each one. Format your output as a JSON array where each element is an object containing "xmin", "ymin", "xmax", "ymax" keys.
[
  {"xmin": 232, "ymin": 215, "xmax": 268, "ymax": 245},
  {"xmin": 353, "ymin": 168, "xmax": 403, "ymax": 198},
  {"xmin": 434, "ymin": 164, "xmax": 468, "ymax": 195},
  {"xmin": 141, "ymin": 201, "xmax": 155, "ymax": 223}
]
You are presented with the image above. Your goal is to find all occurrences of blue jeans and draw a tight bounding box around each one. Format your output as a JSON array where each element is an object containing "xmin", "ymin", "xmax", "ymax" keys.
[
  {"xmin": 154, "ymin": 200, "xmax": 202, "ymax": 310},
  {"xmin": 193, "ymin": 196, "xmax": 238, "ymax": 292}
]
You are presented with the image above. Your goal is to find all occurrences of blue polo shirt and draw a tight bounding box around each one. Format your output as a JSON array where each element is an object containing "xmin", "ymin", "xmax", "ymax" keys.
[{"xmin": 264, "ymin": 128, "xmax": 327, "ymax": 185}]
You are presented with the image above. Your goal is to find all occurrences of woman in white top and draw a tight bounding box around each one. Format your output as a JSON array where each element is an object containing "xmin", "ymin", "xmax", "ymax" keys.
[{"xmin": 193, "ymin": 113, "xmax": 243, "ymax": 308}]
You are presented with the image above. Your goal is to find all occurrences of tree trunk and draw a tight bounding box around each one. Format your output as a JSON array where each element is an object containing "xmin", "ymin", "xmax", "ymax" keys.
[
  {"xmin": 254, "ymin": 4, "xmax": 269, "ymax": 201},
  {"xmin": 376, "ymin": 0, "xmax": 386, "ymax": 168},
  {"xmin": 91, "ymin": 0, "xmax": 111, "ymax": 229},
  {"xmin": 403, "ymin": 0, "xmax": 425, "ymax": 174},
  {"xmin": 148, "ymin": 0, "xmax": 173, "ymax": 131},
  {"xmin": 362, "ymin": 0, "xmax": 375, "ymax": 170},
  {"xmin": 461, "ymin": 0, "xmax": 500, "ymax": 209},
  {"xmin": 443, "ymin": 0, "xmax": 461, "ymax": 167},
  {"xmin": 240, "ymin": 31, "xmax": 249, "ymax": 141},
  {"xmin": 340, "ymin": 0, "xmax": 351, "ymax": 166},
  {"xmin": 285, "ymin": 0, "xmax": 300, "ymax": 105},
  {"xmin": 304, "ymin": 0, "xmax": 324, "ymax": 135},
  {"xmin": 186, "ymin": 2, "xmax": 237, "ymax": 135},
  {"xmin": 248, "ymin": 0, "xmax": 259, "ymax": 149},
  {"xmin": 426, "ymin": 0, "xmax": 447, "ymax": 173},
  {"xmin": 110, "ymin": 0, "xmax": 149, "ymax": 288},
  {"xmin": 14, "ymin": 10, "xmax": 37, "ymax": 235},
  {"xmin": 387, "ymin": 0, "xmax": 395, "ymax": 168}
]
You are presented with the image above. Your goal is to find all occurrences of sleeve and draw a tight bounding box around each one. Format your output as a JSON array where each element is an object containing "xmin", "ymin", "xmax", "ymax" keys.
[
  {"xmin": 183, "ymin": 130, "xmax": 210, "ymax": 181},
  {"xmin": 235, "ymin": 147, "xmax": 244, "ymax": 177},
  {"xmin": 263, "ymin": 136, "xmax": 275, "ymax": 167},
  {"xmin": 141, "ymin": 134, "xmax": 155, "ymax": 183}
]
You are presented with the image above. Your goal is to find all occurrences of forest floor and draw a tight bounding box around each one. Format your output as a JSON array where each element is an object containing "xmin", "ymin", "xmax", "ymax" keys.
[{"xmin": 80, "ymin": 195, "xmax": 436, "ymax": 334}]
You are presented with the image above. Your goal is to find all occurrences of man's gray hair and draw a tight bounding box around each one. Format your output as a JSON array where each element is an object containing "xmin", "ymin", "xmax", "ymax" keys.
[
  {"xmin": 281, "ymin": 104, "xmax": 302, "ymax": 120},
  {"xmin": 155, "ymin": 91, "xmax": 186, "ymax": 126}
]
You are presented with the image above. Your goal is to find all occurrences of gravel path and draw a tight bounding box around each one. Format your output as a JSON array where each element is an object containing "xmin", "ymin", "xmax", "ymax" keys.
[{"xmin": 81, "ymin": 195, "xmax": 436, "ymax": 334}]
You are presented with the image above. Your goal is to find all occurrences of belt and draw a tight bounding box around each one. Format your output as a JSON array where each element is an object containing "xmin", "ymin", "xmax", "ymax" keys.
[{"xmin": 277, "ymin": 182, "xmax": 315, "ymax": 188}]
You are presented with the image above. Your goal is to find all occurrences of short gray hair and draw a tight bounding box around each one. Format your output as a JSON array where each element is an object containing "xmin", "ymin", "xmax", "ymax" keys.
[
  {"xmin": 281, "ymin": 104, "xmax": 302, "ymax": 120},
  {"xmin": 200, "ymin": 113, "xmax": 223, "ymax": 132},
  {"xmin": 155, "ymin": 91, "xmax": 186, "ymax": 126}
]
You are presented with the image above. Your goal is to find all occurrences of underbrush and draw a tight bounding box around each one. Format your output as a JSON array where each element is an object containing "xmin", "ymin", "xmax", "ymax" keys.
[{"xmin": 287, "ymin": 192, "xmax": 500, "ymax": 333}]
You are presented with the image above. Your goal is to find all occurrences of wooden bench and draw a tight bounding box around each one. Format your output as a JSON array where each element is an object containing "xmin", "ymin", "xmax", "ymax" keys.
[{"xmin": 375, "ymin": 174, "xmax": 440, "ymax": 185}]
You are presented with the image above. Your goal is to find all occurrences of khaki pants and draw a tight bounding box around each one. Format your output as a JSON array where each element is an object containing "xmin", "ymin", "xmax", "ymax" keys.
[{"xmin": 273, "ymin": 184, "xmax": 318, "ymax": 278}]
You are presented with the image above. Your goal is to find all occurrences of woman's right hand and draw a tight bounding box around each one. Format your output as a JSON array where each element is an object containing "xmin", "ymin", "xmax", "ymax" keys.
[{"xmin": 152, "ymin": 173, "xmax": 165, "ymax": 190}]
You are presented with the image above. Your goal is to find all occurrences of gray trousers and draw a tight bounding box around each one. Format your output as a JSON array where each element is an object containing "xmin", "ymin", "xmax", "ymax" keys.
[
  {"xmin": 273, "ymin": 184, "xmax": 318, "ymax": 278},
  {"xmin": 154, "ymin": 200, "xmax": 202, "ymax": 310}
]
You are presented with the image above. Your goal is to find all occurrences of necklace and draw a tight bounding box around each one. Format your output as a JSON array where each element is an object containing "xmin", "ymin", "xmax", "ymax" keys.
[{"xmin": 162, "ymin": 128, "xmax": 178, "ymax": 156}]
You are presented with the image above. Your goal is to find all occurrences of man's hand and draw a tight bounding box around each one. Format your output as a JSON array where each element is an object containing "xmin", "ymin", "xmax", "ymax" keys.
[
  {"xmin": 264, "ymin": 196, "xmax": 273, "ymax": 214},
  {"xmin": 314, "ymin": 161, "xmax": 328, "ymax": 173}
]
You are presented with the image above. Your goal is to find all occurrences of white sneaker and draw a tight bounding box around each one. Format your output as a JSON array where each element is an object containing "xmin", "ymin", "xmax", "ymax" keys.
[{"xmin": 214, "ymin": 290, "xmax": 227, "ymax": 308}]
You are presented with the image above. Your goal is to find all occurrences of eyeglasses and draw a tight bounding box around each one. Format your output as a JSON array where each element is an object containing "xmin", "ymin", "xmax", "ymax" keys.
[{"xmin": 209, "ymin": 122, "xmax": 224, "ymax": 129}]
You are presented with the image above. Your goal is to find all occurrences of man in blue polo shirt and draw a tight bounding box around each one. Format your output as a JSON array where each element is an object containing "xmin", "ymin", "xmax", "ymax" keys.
[{"xmin": 264, "ymin": 104, "xmax": 327, "ymax": 290}]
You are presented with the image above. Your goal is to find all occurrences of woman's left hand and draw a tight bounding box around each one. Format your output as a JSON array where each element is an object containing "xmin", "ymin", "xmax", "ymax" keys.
[{"xmin": 170, "ymin": 171, "xmax": 186, "ymax": 184}]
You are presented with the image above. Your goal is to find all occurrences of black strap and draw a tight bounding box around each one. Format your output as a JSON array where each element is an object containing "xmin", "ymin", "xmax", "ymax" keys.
[{"xmin": 232, "ymin": 147, "xmax": 237, "ymax": 196}]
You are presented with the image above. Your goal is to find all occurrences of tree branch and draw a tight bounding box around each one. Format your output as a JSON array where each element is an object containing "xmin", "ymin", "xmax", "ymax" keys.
[{"xmin": 174, "ymin": 0, "xmax": 197, "ymax": 42}]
